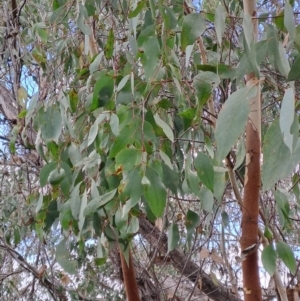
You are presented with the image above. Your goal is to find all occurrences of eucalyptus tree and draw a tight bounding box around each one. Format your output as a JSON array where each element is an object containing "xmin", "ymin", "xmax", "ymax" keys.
[{"xmin": 1, "ymin": 0, "xmax": 300, "ymax": 300}]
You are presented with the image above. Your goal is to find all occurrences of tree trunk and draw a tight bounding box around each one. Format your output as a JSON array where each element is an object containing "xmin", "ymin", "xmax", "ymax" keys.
[
  {"xmin": 241, "ymin": 0, "xmax": 262, "ymax": 300},
  {"xmin": 138, "ymin": 216, "xmax": 241, "ymax": 301}
]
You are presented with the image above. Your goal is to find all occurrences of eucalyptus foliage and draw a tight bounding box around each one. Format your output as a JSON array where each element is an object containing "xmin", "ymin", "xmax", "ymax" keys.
[{"xmin": 1, "ymin": 0, "xmax": 300, "ymax": 300}]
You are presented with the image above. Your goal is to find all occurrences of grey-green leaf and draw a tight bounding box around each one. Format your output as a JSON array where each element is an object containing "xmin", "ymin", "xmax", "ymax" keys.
[
  {"xmin": 40, "ymin": 105, "xmax": 62, "ymax": 142},
  {"xmin": 279, "ymin": 88, "xmax": 294, "ymax": 152},
  {"xmin": 56, "ymin": 239, "xmax": 78, "ymax": 274},
  {"xmin": 261, "ymin": 245, "xmax": 276, "ymax": 276},
  {"xmin": 181, "ymin": 13, "xmax": 205, "ymax": 51},
  {"xmin": 194, "ymin": 152, "xmax": 214, "ymax": 192},
  {"xmin": 143, "ymin": 167, "xmax": 166, "ymax": 217},
  {"xmin": 215, "ymin": 86, "xmax": 257, "ymax": 160},
  {"xmin": 276, "ymin": 242, "xmax": 296, "ymax": 274},
  {"xmin": 168, "ymin": 223, "xmax": 179, "ymax": 253}
]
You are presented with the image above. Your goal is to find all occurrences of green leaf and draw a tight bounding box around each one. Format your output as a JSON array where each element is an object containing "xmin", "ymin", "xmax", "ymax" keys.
[
  {"xmin": 284, "ymin": 1, "xmax": 295, "ymax": 40},
  {"xmin": 262, "ymin": 119, "xmax": 300, "ymax": 191},
  {"xmin": 194, "ymin": 152, "xmax": 214, "ymax": 192},
  {"xmin": 193, "ymin": 72, "xmax": 220, "ymax": 106},
  {"xmin": 9, "ymin": 125, "xmax": 19, "ymax": 153},
  {"xmin": 215, "ymin": 5, "xmax": 226, "ymax": 45},
  {"xmin": 40, "ymin": 162, "xmax": 57, "ymax": 187},
  {"xmin": 110, "ymin": 113, "xmax": 119, "ymax": 136},
  {"xmin": 60, "ymin": 209, "xmax": 73, "ymax": 231},
  {"xmin": 185, "ymin": 168, "xmax": 200, "ymax": 197},
  {"xmin": 87, "ymin": 112, "xmax": 109, "ymax": 146},
  {"xmin": 143, "ymin": 167, "xmax": 166, "ymax": 217},
  {"xmin": 36, "ymin": 26, "xmax": 48, "ymax": 42},
  {"xmin": 274, "ymin": 11, "xmax": 285, "ymax": 32},
  {"xmin": 83, "ymin": 189, "xmax": 117, "ymax": 216},
  {"xmin": 77, "ymin": 4, "xmax": 91, "ymax": 35},
  {"xmin": 186, "ymin": 210, "xmax": 200, "ymax": 248},
  {"xmin": 280, "ymin": 88, "xmax": 294, "ymax": 152},
  {"xmin": 68, "ymin": 89, "xmax": 78, "ymax": 113},
  {"xmin": 115, "ymin": 148, "xmax": 142, "ymax": 172},
  {"xmin": 48, "ymin": 167, "xmax": 65, "ymax": 186},
  {"xmin": 68, "ymin": 143, "xmax": 82, "ymax": 165},
  {"xmin": 276, "ymin": 242, "xmax": 296, "ymax": 274},
  {"xmin": 56, "ymin": 239, "xmax": 78, "ymax": 274},
  {"xmin": 128, "ymin": 0, "xmax": 145, "ymax": 18},
  {"xmin": 44, "ymin": 200, "xmax": 59, "ymax": 231},
  {"xmin": 105, "ymin": 28, "xmax": 114, "ymax": 59},
  {"xmin": 141, "ymin": 36, "xmax": 160, "ymax": 80},
  {"xmin": 78, "ymin": 191, "xmax": 87, "ymax": 231},
  {"xmin": 91, "ymin": 75, "xmax": 114, "ymax": 111},
  {"xmin": 221, "ymin": 211, "xmax": 229, "ymax": 228},
  {"xmin": 274, "ymin": 189, "xmax": 291, "ymax": 230},
  {"xmin": 181, "ymin": 13, "xmax": 205, "ymax": 51},
  {"xmin": 109, "ymin": 125, "xmax": 135, "ymax": 158},
  {"xmin": 40, "ymin": 105, "xmax": 62, "ymax": 142},
  {"xmin": 154, "ymin": 114, "xmax": 174, "ymax": 142},
  {"xmin": 50, "ymin": 5, "xmax": 68, "ymax": 24},
  {"xmin": 17, "ymin": 110, "xmax": 27, "ymax": 118},
  {"xmin": 167, "ymin": 223, "xmax": 179, "ymax": 253},
  {"xmin": 121, "ymin": 168, "xmax": 143, "ymax": 202},
  {"xmin": 261, "ymin": 245, "xmax": 276, "ymax": 276},
  {"xmin": 288, "ymin": 56, "xmax": 300, "ymax": 81},
  {"xmin": 162, "ymin": 162, "xmax": 179, "ymax": 194},
  {"xmin": 234, "ymin": 140, "xmax": 246, "ymax": 170},
  {"xmin": 213, "ymin": 171, "xmax": 226, "ymax": 203},
  {"xmin": 215, "ymin": 86, "xmax": 257, "ymax": 159},
  {"xmin": 199, "ymin": 186, "xmax": 214, "ymax": 212}
]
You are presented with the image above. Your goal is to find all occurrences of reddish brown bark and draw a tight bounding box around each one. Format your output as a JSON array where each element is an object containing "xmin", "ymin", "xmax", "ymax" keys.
[
  {"xmin": 120, "ymin": 249, "xmax": 141, "ymax": 301},
  {"xmin": 241, "ymin": 0, "xmax": 263, "ymax": 298},
  {"xmin": 241, "ymin": 119, "xmax": 262, "ymax": 301}
]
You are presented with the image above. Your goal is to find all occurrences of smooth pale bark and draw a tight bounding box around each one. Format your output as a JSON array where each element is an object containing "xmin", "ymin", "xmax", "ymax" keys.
[{"xmin": 241, "ymin": 0, "xmax": 263, "ymax": 300}]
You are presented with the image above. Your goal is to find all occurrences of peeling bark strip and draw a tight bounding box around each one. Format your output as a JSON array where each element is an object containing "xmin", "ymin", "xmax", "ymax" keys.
[
  {"xmin": 138, "ymin": 216, "xmax": 241, "ymax": 301},
  {"xmin": 241, "ymin": 0, "xmax": 263, "ymax": 300},
  {"xmin": 120, "ymin": 250, "xmax": 142, "ymax": 301}
]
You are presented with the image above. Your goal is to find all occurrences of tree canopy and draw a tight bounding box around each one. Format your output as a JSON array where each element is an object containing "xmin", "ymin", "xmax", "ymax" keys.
[{"xmin": 1, "ymin": 0, "xmax": 300, "ymax": 300}]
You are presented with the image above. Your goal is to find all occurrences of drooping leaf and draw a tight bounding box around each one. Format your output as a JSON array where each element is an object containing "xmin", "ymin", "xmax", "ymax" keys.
[
  {"xmin": 194, "ymin": 152, "xmax": 214, "ymax": 192},
  {"xmin": 261, "ymin": 245, "xmax": 276, "ymax": 276},
  {"xmin": 78, "ymin": 191, "xmax": 87, "ymax": 231},
  {"xmin": 215, "ymin": 86, "xmax": 257, "ymax": 159},
  {"xmin": 40, "ymin": 105, "xmax": 62, "ymax": 142},
  {"xmin": 141, "ymin": 36, "xmax": 160, "ymax": 80},
  {"xmin": 287, "ymin": 56, "xmax": 300, "ymax": 81},
  {"xmin": 181, "ymin": 13, "xmax": 205, "ymax": 50},
  {"xmin": 91, "ymin": 75, "xmax": 114, "ymax": 111},
  {"xmin": 186, "ymin": 210, "xmax": 200, "ymax": 248},
  {"xmin": 128, "ymin": 0, "xmax": 145, "ymax": 18},
  {"xmin": 276, "ymin": 242, "xmax": 296, "ymax": 274},
  {"xmin": 115, "ymin": 148, "xmax": 142, "ymax": 172},
  {"xmin": 105, "ymin": 28, "xmax": 115, "ymax": 59},
  {"xmin": 168, "ymin": 223, "xmax": 179, "ymax": 253},
  {"xmin": 280, "ymin": 88, "xmax": 294, "ymax": 152},
  {"xmin": 221, "ymin": 211, "xmax": 229, "ymax": 228},
  {"xmin": 284, "ymin": 1, "xmax": 295, "ymax": 40},
  {"xmin": 154, "ymin": 114, "xmax": 174, "ymax": 142},
  {"xmin": 56, "ymin": 239, "xmax": 78, "ymax": 274},
  {"xmin": 193, "ymin": 72, "xmax": 220, "ymax": 106},
  {"xmin": 199, "ymin": 186, "xmax": 214, "ymax": 212},
  {"xmin": 215, "ymin": 5, "xmax": 226, "ymax": 45},
  {"xmin": 143, "ymin": 167, "xmax": 166, "ymax": 217},
  {"xmin": 262, "ymin": 119, "xmax": 300, "ymax": 191},
  {"xmin": 40, "ymin": 162, "xmax": 57, "ymax": 187}
]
